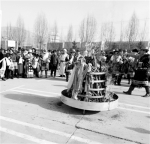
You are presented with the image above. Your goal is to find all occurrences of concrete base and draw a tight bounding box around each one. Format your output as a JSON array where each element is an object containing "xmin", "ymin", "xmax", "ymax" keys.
[{"xmin": 61, "ymin": 89, "xmax": 118, "ymax": 112}]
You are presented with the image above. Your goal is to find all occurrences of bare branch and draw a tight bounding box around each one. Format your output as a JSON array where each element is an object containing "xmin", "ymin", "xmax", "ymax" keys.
[
  {"xmin": 34, "ymin": 13, "xmax": 48, "ymax": 49},
  {"xmin": 15, "ymin": 16, "xmax": 26, "ymax": 47},
  {"xmin": 79, "ymin": 15, "xmax": 97, "ymax": 45},
  {"xmin": 139, "ymin": 19, "xmax": 147, "ymax": 41},
  {"xmin": 66, "ymin": 25, "xmax": 73, "ymax": 42},
  {"xmin": 126, "ymin": 12, "xmax": 139, "ymax": 49}
]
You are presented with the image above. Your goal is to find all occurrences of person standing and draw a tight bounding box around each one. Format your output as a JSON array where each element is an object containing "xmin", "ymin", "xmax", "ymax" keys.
[
  {"xmin": 0, "ymin": 49, "xmax": 6, "ymax": 81},
  {"xmin": 110, "ymin": 49, "xmax": 123, "ymax": 85},
  {"xmin": 59, "ymin": 49, "xmax": 68, "ymax": 77},
  {"xmin": 117, "ymin": 49, "xmax": 125, "ymax": 85},
  {"xmin": 4, "ymin": 51, "xmax": 10, "ymax": 79},
  {"xmin": 17, "ymin": 51, "xmax": 24, "ymax": 78},
  {"xmin": 50, "ymin": 50, "xmax": 58, "ymax": 77},
  {"xmin": 22, "ymin": 49, "xmax": 28, "ymax": 78},
  {"xmin": 65, "ymin": 49, "xmax": 76, "ymax": 82},
  {"xmin": 57, "ymin": 50, "xmax": 61, "ymax": 71},
  {"xmin": 48, "ymin": 50, "xmax": 52, "ymax": 71},
  {"xmin": 32, "ymin": 53, "xmax": 40, "ymax": 78},
  {"xmin": 41, "ymin": 49, "xmax": 50, "ymax": 78},
  {"xmin": 126, "ymin": 49, "xmax": 138, "ymax": 83},
  {"xmin": 84, "ymin": 49, "xmax": 97, "ymax": 67},
  {"xmin": 123, "ymin": 47, "xmax": 150, "ymax": 97},
  {"xmin": 24, "ymin": 49, "xmax": 34, "ymax": 78},
  {"xmin": 10, "ymin": 49, "xmax": 19, "ymax": 78},
  {"xmin": 74, "ymin": 50, "xmax": 81, "ymax": 62},
  {"xmin": 32, "ymin": 48, "xmax": 36, "ymax": 56}
]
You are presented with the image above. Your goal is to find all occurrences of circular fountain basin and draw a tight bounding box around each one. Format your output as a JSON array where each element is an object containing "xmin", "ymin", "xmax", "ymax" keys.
[{"xmin": 61, "ymin": 89, "xmax": 119, "ymax": 111}]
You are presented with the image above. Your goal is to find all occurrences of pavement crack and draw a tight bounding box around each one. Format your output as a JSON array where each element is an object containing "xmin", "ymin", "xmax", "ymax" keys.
[
  {"xmin": 65, "ymin": 128, "xmax": 77, "ymax": 144},
  {"xmin": 65, "ymin": 114, "xmax": 84, "ymax": 143},
  {"xmin": 75, "ymin": 115, "xmax": 84, "ymax": 128},
  {"xmin": 75, "ymin": 126, "xmax": 143, "ymax": 144}
]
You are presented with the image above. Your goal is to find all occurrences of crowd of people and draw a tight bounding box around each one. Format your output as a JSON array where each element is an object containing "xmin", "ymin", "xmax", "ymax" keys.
[
  {"xmin": 0, "ymin": 47, "xmax": 59, "ymax": 80},
  {"xmin": 0, "ymin": 46, "xmax": 150, "ymax": 97}
]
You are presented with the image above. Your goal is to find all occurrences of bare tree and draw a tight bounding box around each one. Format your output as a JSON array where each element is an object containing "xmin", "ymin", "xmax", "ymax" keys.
[
  {"xmin": 47, "ymin": 25, "xmax": 51, "ymax": 44},
  {"xmin": 65, "ymin": 25, "xmax": 73, "ymax": 49},
  {"xmin": 99, "ymin": 22, "xmax": 115, "ymax": 50},
  {"xmin": 59, "ymin": 28, "xmax": 64, "ymax": 43},
  {"xmin": 126, "ymin": 12, "xmax": 139, "ymax": 49},
  {"xmin": 6, "ymin": 23, "xmax": 15, "ymax": 40},
  {"xmin": 79, "ymin": 19, "xmax": 85, "ymax": 48},
  {"xmin": 99, "ymin": 23, "xmax": 108, "ymax": 50},
  {"xmin": 66, "ymin": 25, "xmax": 73, "ymax": 42},
  {"xmin": 86, "ymin": 15, "xmax": 97, "ymax": 42},
  {"xmin": 100, "ymin": 23, "xmax": 107, "ymax": 42},
  {"xmin": 34, "ymin": 13, "xmax": 48, "ymax": 51},
  {"xmin": 108, "ymin": 22, "xmax": 115, "ymax": 43},
  {"xmin": 15, "ymin": 16, "xmax": 26, "ymax": 47},
  {"xmin": 119, "ymin": 21, "xmax": 123, "ymax": 49},
  {"xmin": 139, "ymin": 19, "xmax": 148, "ymax": 41},
  {"xmin": 79, "ymin": 15, "xmax": 97, "ymax": 48},
  {"xmin": 26, "ymin": 30, "xmax": 33, "ymax": 46},
  {"xmin": 51, "ymin": 21, "xmax": 58, "ymax": 43}
]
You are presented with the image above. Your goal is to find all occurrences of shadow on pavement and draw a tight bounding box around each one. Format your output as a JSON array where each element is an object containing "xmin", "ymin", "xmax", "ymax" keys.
[
  {"xmin": 50, "ymin": 77, "xmax": 66, "ymax": 82},
  {"xmin": 53, "ymin": 84, "xmax": 66, "ymax": 87},
  {"xmin": 126, "ymin": 127, "xmax": 150, "ymax": 134},
  {"xmin": 113, "ymin": 91, "xmax": 142, "ymax": 97},
  {"xmin": 4, "ymin": 93, "xmax": 98, "ymax": 116},
  {"xmin": 30, "ymin": 77, "xmax": 66, "ymax": 82}
]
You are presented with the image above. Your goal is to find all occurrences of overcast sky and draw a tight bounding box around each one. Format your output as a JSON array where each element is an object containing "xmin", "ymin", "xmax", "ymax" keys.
[{"xmin": 1, "ymin": 0, "xmax": 150, "ymax": 41}]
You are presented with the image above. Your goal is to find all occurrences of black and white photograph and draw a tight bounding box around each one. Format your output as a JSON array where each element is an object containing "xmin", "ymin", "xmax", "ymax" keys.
[{"xmin": 0, "ymin": 0, "xmax": 150, "ymax": 144}]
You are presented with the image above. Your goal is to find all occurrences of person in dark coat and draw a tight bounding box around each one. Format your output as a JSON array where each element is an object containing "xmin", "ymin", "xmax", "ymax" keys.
[
  {"xmin": 123, "ymin": 47, "xmax": 150, "ymax": 97},
  {"xmin": 16, "ymin": 51, "xmax": 24, "ymax": 78},
  {"xmin": 50, "ymin": 50, "xmax": 58, "ymax": 77}
]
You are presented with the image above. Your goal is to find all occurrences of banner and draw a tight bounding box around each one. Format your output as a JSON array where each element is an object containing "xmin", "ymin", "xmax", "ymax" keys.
[{"xmin": 8, "ymin": 40, "xmax": 15, "ymax": 47}]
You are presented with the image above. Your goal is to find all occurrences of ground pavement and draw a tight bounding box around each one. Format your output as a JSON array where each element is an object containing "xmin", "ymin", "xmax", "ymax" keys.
[{"xmin": 0, "ymin": 74, "xmax": 150, "ymax": 144}]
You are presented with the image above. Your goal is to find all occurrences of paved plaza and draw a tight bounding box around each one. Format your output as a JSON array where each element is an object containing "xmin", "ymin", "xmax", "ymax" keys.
[{"xmin": 0, "ymin": 74, "xmax": 150, "ymax": 144}]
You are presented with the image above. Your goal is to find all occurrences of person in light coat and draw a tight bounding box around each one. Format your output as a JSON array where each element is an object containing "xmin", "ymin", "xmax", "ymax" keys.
[
  {"xmin": 59, "ymin": 49, "xmax": 69, "ymax": 77},
  {"xmin": 0, "ymin": 50, "xmax": 11, "ymax": 81},
  {"xmin": 41, "ymin": 49, "xmax": 50, "ymax": 78}
]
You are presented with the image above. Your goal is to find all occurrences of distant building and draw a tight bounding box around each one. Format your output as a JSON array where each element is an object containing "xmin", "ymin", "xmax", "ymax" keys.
[
  {"xmin": 106, "ymin": 41, "xmax": 149, "ymax": 51},
  {"xmin": 47, "ymin": 42, "xmax": 63, "ymax": 51},
  {"xmin": 64, "ymin": 42, "xmax": 81, "ymax": 50}
]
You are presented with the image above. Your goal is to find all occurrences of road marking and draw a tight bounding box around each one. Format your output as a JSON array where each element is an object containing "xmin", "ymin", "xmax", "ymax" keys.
[
  {"xmin": 71, "ymin": 136, "xmax": 102, "ymax": 144},
  {"xmin": 0, "ymin": 116, "xmax": 70, "ymax": 137},
  {"xmin": 11, "ymin": 89, "xmax": 60, "ymax": 97},
  {"xmin": 119, "ymin": 103, "xmax": 150, "ymax": 110},
  {"xmin": 0, "ymin": 116, "xmax": 102, "ymax": 144},
  {"xmin": 118, "ymin": 107, "xmax": 150, "ymax": 115},
  {"xmin": 0, "ymin": 126, "xmax": 57, "ymax": 144},
  {"xmin": 0, "ymin": 85, "xmax": 24, "ymax": 94},
  {"xmin": 17, "ymin": 87, "xmax": 59, "ymax": 95}
]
